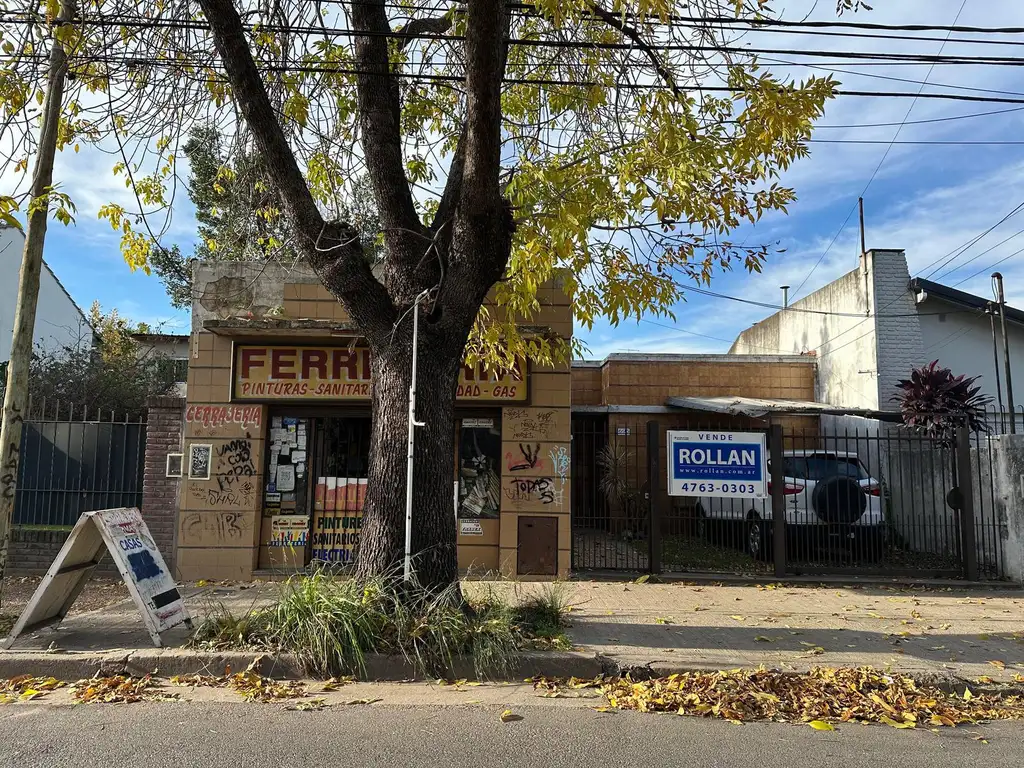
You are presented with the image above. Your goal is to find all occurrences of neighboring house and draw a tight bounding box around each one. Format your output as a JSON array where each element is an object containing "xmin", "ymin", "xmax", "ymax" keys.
[
  {"xmin": 130, "ymin": 332, "xmax": 190, "ymax": 396},
  {"xmin": 729, "ymin": 248, "xmax": 1023, "ymax": 412},
  {"xmin": 0, "ymin": 225, "xmax": 94, "ymax": 361}
]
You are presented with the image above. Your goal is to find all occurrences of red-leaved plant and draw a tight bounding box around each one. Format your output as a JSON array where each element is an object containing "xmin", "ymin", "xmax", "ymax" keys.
[{"xmin": 893, "ymin": 361, "xmax": 992, "ymax": 437}]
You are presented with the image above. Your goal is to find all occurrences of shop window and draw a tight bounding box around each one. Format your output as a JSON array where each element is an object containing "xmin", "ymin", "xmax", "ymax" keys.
[
  {"xmin": 458, "ymin": 418, "xmax": 501, "ymax": 519},
  {"xmin": 265, "ymin": 416, "xmax": 311, "ymax": 515}
]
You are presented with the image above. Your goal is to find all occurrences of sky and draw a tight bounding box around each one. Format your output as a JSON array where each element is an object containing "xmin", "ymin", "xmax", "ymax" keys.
[{"xmin": 16, "ymin": 0, "xmax": 1024, "ymax": 354}]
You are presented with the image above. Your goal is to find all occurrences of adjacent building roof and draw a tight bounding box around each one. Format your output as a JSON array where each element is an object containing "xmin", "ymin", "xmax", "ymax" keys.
[{"xmin": 911, "ymin": 277, "xmax": 1024, "ymax": 326}]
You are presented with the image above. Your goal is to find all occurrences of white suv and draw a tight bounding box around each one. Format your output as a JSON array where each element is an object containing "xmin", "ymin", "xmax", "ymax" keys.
[{"xmin": 696, "ymin": 450, "xmax": 886, "ymax": 562}]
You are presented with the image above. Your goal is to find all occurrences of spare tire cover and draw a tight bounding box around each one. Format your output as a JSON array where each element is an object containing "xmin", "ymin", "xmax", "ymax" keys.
[{"xmin": 812, "ymin": 476, "xmax": 867, "ymax": 524}]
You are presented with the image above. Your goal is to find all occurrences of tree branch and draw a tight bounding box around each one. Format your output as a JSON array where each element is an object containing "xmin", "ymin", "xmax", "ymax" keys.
[
  {"xmin": 396, "ymin": 15, "xmax": 453, "ymax": 50},
  {"xmin": 198, "ymin": 0, "xmax": 324, "ymax": 238},
  {"xmin": 350, "ymin": 0, "xmax": 423, "ymax": 254},
  {"xmin": 198, "ymin": 0, "xmax": 397, "ymax": 338},
  {"xmin": 591, "ymin": 2, "xmax": 681, "ymax": 96}
]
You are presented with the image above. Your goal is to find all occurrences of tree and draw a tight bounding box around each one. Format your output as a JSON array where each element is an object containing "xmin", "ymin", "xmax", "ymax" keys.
[
  {"xmin": 893, "ymin": 361, "xmax": 993, "ymax": 439},
  {"xmin": 151, "ymin": 125, "xmax": 382, "ymax": 308},
  {"xmin": 0, "ymin": 303, "xmax": 180, "ymax": 418},
  {"xmin": 0, "ymin": 0, "xmax": 858, "ymax": 590}
]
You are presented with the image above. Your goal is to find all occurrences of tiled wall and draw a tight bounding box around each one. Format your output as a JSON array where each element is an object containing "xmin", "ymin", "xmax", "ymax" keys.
[
  {"xmin": 180, "ymin": 262, "xmax": 572, "ymax": 581},
  {"xmin": 599, "ymin": 359, "xmax": 816, "ymax": 405}
]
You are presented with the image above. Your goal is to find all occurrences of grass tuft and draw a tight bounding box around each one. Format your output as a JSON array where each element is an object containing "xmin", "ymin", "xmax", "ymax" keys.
[{"xmin": 190, "ymin": 573, "xmax": 572, "ymax": 678}]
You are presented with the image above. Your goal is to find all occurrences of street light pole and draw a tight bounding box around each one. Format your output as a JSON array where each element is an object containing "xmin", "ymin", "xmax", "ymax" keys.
[{"xmin": 403, "ymin": 290, "xmax": 430, "ymax": 582}]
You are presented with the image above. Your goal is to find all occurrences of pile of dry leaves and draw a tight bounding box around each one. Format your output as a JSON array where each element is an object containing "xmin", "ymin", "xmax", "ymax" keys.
[
  {"xmin": 170, "ymin": 671, "xmax": 306, "ymax": 702},
  {"xmin": 598, "ymin": 667, "xmax": 1024, "ymax": 727},
  {"xmin": 70, "ymin": 675, "xmax": 177, "ymax": 704}
]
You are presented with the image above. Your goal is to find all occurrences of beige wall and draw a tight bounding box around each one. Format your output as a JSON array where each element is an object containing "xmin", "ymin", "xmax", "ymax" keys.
[{"xmin": 179, "ymin": 262, "xmax": 572, "ymax": 581}]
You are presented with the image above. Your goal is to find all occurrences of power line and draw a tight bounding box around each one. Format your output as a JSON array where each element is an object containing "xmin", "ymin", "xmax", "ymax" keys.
[
  {"xmin": 808, "ymin": 139, "xmax": 1024, "ymax": 145},
  {"xmin": 922, "ymin": 199, "xmax": 1024, "ymax": 278},
  {"xmin": 788, "ymin": 1, "xmax": 966, "ymax": 303},
  {"xmin": 933, "ymin": 225, "xmax": 1024, "ymax": 281},
  {"xmin": 951, "ymin": 244, "xmax": 1024, "ymax": 287},
  {"xmin": 817, "ymin": 105, "xmax": 1024, "ymax": 129}
]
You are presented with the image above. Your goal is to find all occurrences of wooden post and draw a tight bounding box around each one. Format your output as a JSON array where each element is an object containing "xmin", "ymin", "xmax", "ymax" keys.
[{"xmin": 0, "ymin": 0, "xmax": 75, "ymax": 600}]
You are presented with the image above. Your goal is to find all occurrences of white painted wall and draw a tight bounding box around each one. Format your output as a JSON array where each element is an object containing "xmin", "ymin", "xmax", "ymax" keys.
[
  {"xmin": 731, "ymin": 249, "xmax": 927, "ymax": 411},
  {"xmin": 918, "ymin": 297, "xmax": 1024, "ymax": 409},
  {"xmin": 0, "ymin": 226, "xmax": 92, "ymax": 361}
]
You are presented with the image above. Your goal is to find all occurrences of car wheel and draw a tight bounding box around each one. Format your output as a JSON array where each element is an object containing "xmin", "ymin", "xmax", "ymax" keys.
[{"xmin": 747, "ymin": 516, "xmax": 772, "ymax": 562}]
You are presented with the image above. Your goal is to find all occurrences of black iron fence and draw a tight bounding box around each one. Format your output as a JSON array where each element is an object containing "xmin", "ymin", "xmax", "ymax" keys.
[
  {"xmin": 983, "ymin": 407, "xmax": 1024, "ymax": 436},
  {"xmin": 14, "ymin": 399, "xmax": 146, "ymax": 531},
  {"xmin": 571, "ymin": 413, "xmax": 1006, "ymax": 581}
]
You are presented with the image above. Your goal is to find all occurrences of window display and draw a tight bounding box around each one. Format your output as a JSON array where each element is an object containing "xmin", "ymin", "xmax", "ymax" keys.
[{"xmin": 458, "ymin": 418, "xmax": 501, "ymax": 519}]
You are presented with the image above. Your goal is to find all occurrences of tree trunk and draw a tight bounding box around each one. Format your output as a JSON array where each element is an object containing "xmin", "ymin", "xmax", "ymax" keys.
[
  {"xmin": 355, "ymin": 322, "xmax": 463, "ymax": 590},
  {"xmin": 0, "ymin": 0, "xmax": 74, "ymax": 601}
]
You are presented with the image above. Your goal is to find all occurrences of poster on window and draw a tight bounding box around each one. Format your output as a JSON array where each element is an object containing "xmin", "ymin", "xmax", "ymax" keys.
[{"xmin": 458, "ymin": 422, "xmax": 501, "ymax": 519}]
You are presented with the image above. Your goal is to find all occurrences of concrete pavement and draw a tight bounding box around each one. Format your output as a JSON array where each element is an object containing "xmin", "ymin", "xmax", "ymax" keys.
[
  {"xmin": 2, "ymin": 692, "xmax": 1022, "ymax": 768},
  {"xmin": 561, "ymin": 581, "xmax": 1024, "ymax": 684},
  {"xmin": 2, "ymin": 578, "xmax": 1023, "ymax": 684}
]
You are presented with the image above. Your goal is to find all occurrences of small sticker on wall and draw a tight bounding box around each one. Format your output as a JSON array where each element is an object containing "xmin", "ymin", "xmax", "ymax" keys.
[
  {"xmin": 616, "ymin": 427, "xmax": 631, "ymax": 436},
  {"xmin": 459, "ymin": 519, "xmax": 484, "ymax": 536},
  {"xmin": 463, "ymin": 418, "xmax": 494, "ymax": 429}
]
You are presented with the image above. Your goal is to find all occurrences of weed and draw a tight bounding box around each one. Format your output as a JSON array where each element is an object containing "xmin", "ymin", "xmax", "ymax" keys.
[{"xmin": 189, "ymin": 573, "xmax": 571, "ymax": 678}]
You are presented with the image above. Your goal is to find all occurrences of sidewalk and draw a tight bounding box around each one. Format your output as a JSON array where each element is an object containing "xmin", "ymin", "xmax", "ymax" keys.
[
  {"xmin": 1, "ymin": 577, "xmax": 1022, "ymax": 684},
  {"xmin": 560, "ymin": 580, "xmax": 1024, "ymax": 684}
]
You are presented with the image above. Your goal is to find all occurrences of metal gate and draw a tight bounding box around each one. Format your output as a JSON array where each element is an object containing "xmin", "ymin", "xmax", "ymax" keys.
[
  {"xmin": 14, "ymin": 400, "xmax": 146, "ymax": 532},
  {"xmin": 571, "ymin": 414, "xmax": 1005, "ymax": 580}
]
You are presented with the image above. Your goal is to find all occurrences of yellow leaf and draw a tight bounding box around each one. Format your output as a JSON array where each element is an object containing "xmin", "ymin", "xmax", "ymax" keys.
[
  {"xmin": 590, "ymin": 706, "xmax": 613, "ymax": 713},
  {"xmin": 730, "ymin": 615, "xmax": 745, "ymax": 621},
  {"xmin": 989, "ymin": 660, "xmax": 1006, "ymax": 670},
  {"xmin": 500, "ymin": 709, "xmax": 522, "ymax": 722},
  {"xmin": 635, "ymin": 575, "xmax": 650, "ymax": 584},
  {"xmin": 809, "ymin": 720, "xmax": 834, "ymax": 731},
  {"xmin": 755, "ymin": 636, "xmax": 774, "ymax": 642},
  {"xmin": 18, "ymin": 690, "xmax": 41, "ymax": 701},
  {"xmin": 963, "ymin": 687, "xmax": 974, "ymax": 702},
  {"xmin": 880, "ymin": 716, "xmax": 915, "ymax": 729},
  {"xmin": 977, "ymin": 676, "xmax": 994, "ymax": 684}
]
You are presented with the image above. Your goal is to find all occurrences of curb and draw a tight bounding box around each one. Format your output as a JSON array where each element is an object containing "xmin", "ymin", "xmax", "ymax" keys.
[{"xmin": 0, "ymin": 649, "xmax": 605, "ymax": 683}]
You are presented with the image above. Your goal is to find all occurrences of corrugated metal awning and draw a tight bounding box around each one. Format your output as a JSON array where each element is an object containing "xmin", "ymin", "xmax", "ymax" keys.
[{"xmin": 664, "ymin": 395, "xmax": 901, "ymax": 420}]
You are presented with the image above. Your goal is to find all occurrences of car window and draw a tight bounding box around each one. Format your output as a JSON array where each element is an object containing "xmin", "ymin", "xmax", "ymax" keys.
[
  {"xmin": 782, "ymin": 457, "xmax": 808, "ymax": 479},
  {"xmin": 803, "ymin": 454, "xmax": 870, "ymax": 481}
]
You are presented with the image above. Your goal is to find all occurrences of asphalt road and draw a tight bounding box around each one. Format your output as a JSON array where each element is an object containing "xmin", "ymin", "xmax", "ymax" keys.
[{"xmin": 2, "ymin": 702, "xmax": 1022, "ymax": 768}]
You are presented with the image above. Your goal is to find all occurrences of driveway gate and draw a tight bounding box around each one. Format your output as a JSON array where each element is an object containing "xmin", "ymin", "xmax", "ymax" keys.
[{"xmin": 571, "ymin": 415, "xmax": 1004, "ymax": 580}]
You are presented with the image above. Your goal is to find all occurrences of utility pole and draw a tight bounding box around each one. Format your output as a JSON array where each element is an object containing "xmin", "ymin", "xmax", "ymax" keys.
[
  {"xmin": 0, "ymin": 0, "xmax": 76, "ymax": 598},
  {"xmin": 987, "ymin": 302, "xmax": 1005, "ymax": 428},
  {"xmin": 993, "ymin": 272, "xmax": 1016, "ymax": 434},
  {"xmin": 858, "ymin": 197, "xmax": 867, "ymax": 257}
]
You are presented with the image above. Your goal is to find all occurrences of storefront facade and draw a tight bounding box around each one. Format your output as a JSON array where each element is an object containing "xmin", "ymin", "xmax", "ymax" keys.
[{"xmin": 177, "ymin": 262, "xmax": 572, "ymax": 581}]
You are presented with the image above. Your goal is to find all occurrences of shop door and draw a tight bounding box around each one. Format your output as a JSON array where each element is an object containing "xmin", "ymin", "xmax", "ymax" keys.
[{"xmin": 308, "ymin": 417, "xmax": 371, "ymax": 567}]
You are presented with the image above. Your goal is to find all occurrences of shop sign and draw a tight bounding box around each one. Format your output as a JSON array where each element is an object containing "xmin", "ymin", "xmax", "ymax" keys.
[
  {"xmin": 666, "ymin": 430, "xmax": 767, "ymax": 498},
  {"xmin": 4, "ymin": 507, "xmax": 189, "ymax": 650},
  {"xmin": 231, "ymin": 344, "xmax": 528, "ymax": 403},
  {"xmin": 459, "ymin": 519, "xmax": 484, "ymax": 536}
]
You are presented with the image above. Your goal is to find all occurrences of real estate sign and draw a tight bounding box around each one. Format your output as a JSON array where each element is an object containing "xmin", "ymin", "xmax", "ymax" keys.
[{"xmin": 666, "ymin": 430, "xmax": 768, "ymax": 498}]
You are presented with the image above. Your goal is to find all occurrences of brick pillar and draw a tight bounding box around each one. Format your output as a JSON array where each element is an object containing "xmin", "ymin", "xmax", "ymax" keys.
[{"xmin": 142, "ymin": 395, "xmax": 186, "ymax": 567}]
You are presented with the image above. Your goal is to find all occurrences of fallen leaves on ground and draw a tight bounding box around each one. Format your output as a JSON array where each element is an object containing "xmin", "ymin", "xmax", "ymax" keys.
[
  {"xmin": 0, "ymin": 675, "xmax": 65, "ymax": 703},
  {"xmin": 71, "ymin": 675, "xmax": 177, "ymax": 704},
  {"xmin": 599, "ymin": 667, "xmax": 1024, "ymax": 728},
  {"xmin": 321, "ymin": 677, "xmax": 354, "ymax": 692},
  {"xmin": 169, "ymin": 671, "xmax": 306, "ymax": 702},
  {"xmin": 500, "ymin": 709, "xmax": 523, "ymax": 722},
  {"xmin": 287, "ymin": 698, "xmax": 329, "ymax": 711},
  {"xmin": 531, "ymin": 676, "xmax": 605, "ymax": 699}
]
